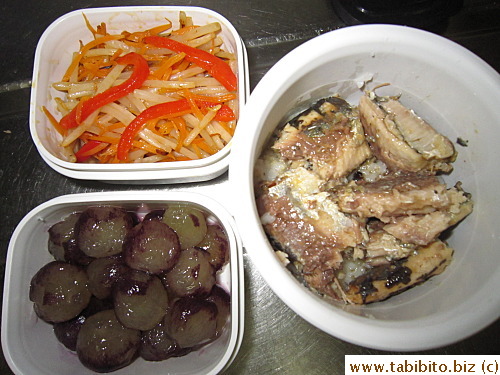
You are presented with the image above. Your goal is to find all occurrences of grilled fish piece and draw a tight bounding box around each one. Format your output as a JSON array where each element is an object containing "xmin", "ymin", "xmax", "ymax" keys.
[
  {"xmin": 383, "ymin": 211, "xmax": 452, "ymax": 246},
  {"xmin": 256, "ymin": 166, "xmax": 365, "ymax": 271},
  {"xmin": 255, "ymin": 91, "xmax": 472, "ymax": 306},
  {"xmin": 272, "ymin": 96, "xmax": 371, "ymax": 181},
  {"xmin": 380, "ymin": 99, "xmax": 455, "ymax": 160},
  {"xmin": 335, "ymin": 174, "xmax": 453, "ymax": 220},
  {"xmin": 256, "ymin": 164, "xmax": 367, "ymax": 301},
  {"xmin": 342, "ymin": 240, "xmax": 453, "ymax": 304},
  {"xmin": 362, "ymin": 229, "xmax": 416, "ymax": 265},
  {"xmin": 359, "ymin": 92, "xmax": 455, "ymax": 174},
  {"xmin": 383, "ymin": 181, "xmax": 473, "ymax": 245}
]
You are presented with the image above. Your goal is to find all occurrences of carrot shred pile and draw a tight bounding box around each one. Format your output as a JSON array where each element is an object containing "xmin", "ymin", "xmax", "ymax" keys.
[{"xmin": 46, "ymin": 11, "xmax": 238, "ymax": 164}]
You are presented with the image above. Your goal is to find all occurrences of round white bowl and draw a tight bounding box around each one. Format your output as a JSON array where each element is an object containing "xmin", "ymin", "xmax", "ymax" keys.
[{"xmin": 231, "ymin": 24, "xmax": 500, "ymax": 351}]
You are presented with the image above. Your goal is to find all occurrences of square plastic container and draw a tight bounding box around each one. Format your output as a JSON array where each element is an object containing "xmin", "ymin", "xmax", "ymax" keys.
[
  {"xmin": 2, "ymin": 191, "xmax": 244, "ymax": 375},
  {"xmin": 30, "ymin": 6, "xmax": 249, "ymax": 184},
  {"xmin": 230, "ymin": 24, "xmax": 500, "ymax": 351}
]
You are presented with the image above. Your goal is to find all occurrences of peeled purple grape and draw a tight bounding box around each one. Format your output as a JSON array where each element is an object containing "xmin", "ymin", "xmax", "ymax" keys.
[
  {"xmin": 83, "ymin": 295, "xmax": 115, "ymax": 316},
  {"xmin": 33, "ymin": 204, "xmax": 231, "ymax": 372},
  {"xmin": 143, "ymin": 209, "xmax": 165, "ymax": 222},
  {"xmin": 168, "ymin": 297, "xmax": 218, "ymax": 348},
  {"xmin": 48, "ymin": 213, "xmax": 80, "ymax": 261},
  {"xmin": 86, "ymin": 256, "xmax": 129, "ymax": 299},
  {"xmin": 53, "ymin": 314, "xmax": 86, "ymax": 351},
  {"xmin": 140, "ymin": 313, "xmax": 179, "ymax": 361},
  {"xmin": 113, "ymin": 270, "xmax": 169, "ymax": 331},
  {"xmin": 162, "ymin": 205, "xmax": 207, "ymax": 249},
  {"xmin": 64, "ymin": 239, "xmax": 94, "ymax": 266},
  {"xmin": 76, "ymin": 309, "xmax": 140, "ymax": 373},
  {"xmin": 163, "ymin": 247, "xmax": 216, "ymax": 297},
  {"xmin": 53, "ymin": 296, "xmax": 113, "ymax": 351},
  {"xmin": 197, "ymin": 224, "xmax": 230, "ymax": 271},
  {"xmin": 123, "ymin": 220, "xmax": 180, "ymax": 274},
  {"xmin": 48, "ymin": 213, "xmax": 94, "ymax": 266},
  {"xmin": 75, "ymin": 206, "xmax": 134, "ymax": 258},
  {"xmin": 52, "ymin": 296, "xmax": 114, "ymax": 351},
  {"xmin": 206, "ymin": 285, "xmax": 231, "ymax": 337},
  {"xmin": 29, "ymin": 261, "xmax": 91, "ymax": 323}
]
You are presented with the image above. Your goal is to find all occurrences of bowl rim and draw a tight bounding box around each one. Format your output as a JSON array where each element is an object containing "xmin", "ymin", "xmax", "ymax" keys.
[
  {"xmin": 29, "ymin": 6, "xmax": 249, "ymax": 182},
  {"xmin": 230, "ymin": 23, "xmax": 500, "ymax": 351}
]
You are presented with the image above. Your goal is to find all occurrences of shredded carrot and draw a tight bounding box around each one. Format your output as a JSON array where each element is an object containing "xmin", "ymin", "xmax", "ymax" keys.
[
  {"xmin": 193, "ymin": 138, "xmax": 217, "ymax": 155},
  {"xmin": 137, "ymin": 43, "xmax": 149, "ymax": 57},
  {"xmin": 74, "ymin": 96, "xmax": 91, "ymax": 125},
  {"xmin": 171, "ymin": 25, "xmax": 198, "ymax": 35},
  {"xmin": 78, "ymin": 132, "xmax": 92, "ymax": 142},
  {"xmin": 95, "ymin": 143, "xmax": 117, "ymax": 163},
  {"xmin": 141, "ymin": 23, "xmax": 172, "ymax": 38},
  {"xmin": 96, "ymin": 22, "xmax": 107, "ymax": 37},
  {"xmin": 80, "ymin": 56, "xmax": 116, "ymax": 80},
  {"xmin": 110, "ymin": 48, "xmax": 123, "ymax": 62},
  {"xmin": 123, "ymin": 23, "xmax": 172, "ymax": 44},
  {"xmin": 87, "ymin": 134, "xmax": 120, "ymax": 144},
  {"xmin": 181, "ymin": 89, "xmax": 204, "ymax": 120},
  {"xmin": 191, "ymin": 92, "xmax": 237, "ymax": 103},
  {"xmin": 62, "ymin": 34, "xmax": 124, "ymax": 82},
  {"xmin": 155, "ymin": 120, "xmax": 175, "ymax": 136},
  {"xmin": 217, "ymin": 121, "xmax": 235, "ymax": 136},
  {"xmin": 104, "ymin": 122, "xmax": 126, "ymax": 132},
  {"xmin": 42, "ymin": 106, "xmax": 66, "ymax": 135},
  {"xmin": 83, "ymin": 13, "xmax": 97, "ymax": 37},
  {"xmin": 191, "ymin": 143, "xmax": 203, "ymax": 158},
  {"xmin": 171, "ymin": 117, "xmax": 188, "ymax": 151},
  {"xmin": 171, "ymin": 59, "xmax": 191, "ymax": 74},
  {"xmin": 46, "ymin": 13, "xmax": 238, "ymax": 164},
  {"xmin": 132, "ymin": 140, "xmax": 161, "ymax": 154},
  {"xmin": 158, "ymin": 68, "xmax": 173, "ymax": 82},
  {"xmin": 152, "ymin": 52, "xmax": 186, "ymax": 80}
]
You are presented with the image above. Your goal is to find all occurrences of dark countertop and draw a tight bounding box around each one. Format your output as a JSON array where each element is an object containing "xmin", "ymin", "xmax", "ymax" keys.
[{"xmin": 1, "ymin": 0, "xmax": 499, "ymax": 374}]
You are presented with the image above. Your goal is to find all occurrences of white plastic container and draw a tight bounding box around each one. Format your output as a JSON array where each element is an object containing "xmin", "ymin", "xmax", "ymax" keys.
[
  {"xmin": 2, "ymin": 191, "xmax": 244, "ymax": 375},
  {"xmin": 30, "ymin": 6, "xmax": 249, "ymax": 184},
  {"xmin": 230, "ymin": 24, "xmax": 500, "ymax": 351}
]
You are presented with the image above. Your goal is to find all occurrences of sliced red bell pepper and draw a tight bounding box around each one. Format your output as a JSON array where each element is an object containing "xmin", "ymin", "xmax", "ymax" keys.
[
  {"xmin": 59, "ymin": 52, "xmax": 149, "ymax": 129},
  {"xmin": 144, "ymin": 36, "xmax": 237, "ymax": 92},
  {"xmin": 117, "ymin": 99, "xmax": 191, "ymax": 161},
  {"xmin": 214, "ymin": 105, "xmax": 236, "ymax": 122},
  {"xmin": 117, "ymin": 97, "xmax": 235, "ymax": 161},
  {"xmin": 197, "ymin": 101, "xmax": 236, "ymax": 122},
  {"xmin": 74, "ymin": 140, "xmax": 105, "ymax": 162}
]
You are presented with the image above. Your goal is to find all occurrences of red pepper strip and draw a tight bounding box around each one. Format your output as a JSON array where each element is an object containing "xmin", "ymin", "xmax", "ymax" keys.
[
  {"xmin": 214, "ymin": 105, "xmax": 236, "ymax": 122},
  {"xmin": 74, "ymin": 97, "xmax": 88, "ymax": 125},
  {"xmin": 144, "ymin": 36, "xmax": 237, "ymax": 92},
  {"xmin": 117, "ymin": 99, "xmax": 191, "ymax": 161},
  {"xmin": 59, "ymin": 52, "xmax": 149, "ymax": 129},
  {"xmin": 197, "ymin": 101, "xmax": 236, "ymax": 122},
  {"xmin": 75, "ymin": 140, "xmax": 106, "ymax": 162}
]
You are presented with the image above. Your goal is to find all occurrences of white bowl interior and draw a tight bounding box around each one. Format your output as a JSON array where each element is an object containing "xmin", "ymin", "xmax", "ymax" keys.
[
  {"xmin": 30, "ymin": 6, "xmax": 248, "ymax": 182},
  {"xmin": 231, "ymin": 24, "xmax": 500, "ymax": 351},
  {"xmin": 2, "ymin": 191, "xmax": 243, "ymax": 375}
]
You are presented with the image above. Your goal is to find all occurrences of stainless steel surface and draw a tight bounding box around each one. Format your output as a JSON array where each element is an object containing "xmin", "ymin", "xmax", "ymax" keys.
[{"xmin": 1, "ymin": 0, "xmax": 499, "ymax": 373}]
